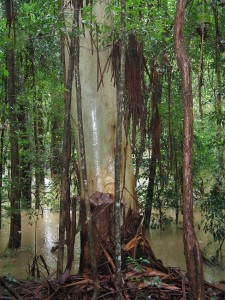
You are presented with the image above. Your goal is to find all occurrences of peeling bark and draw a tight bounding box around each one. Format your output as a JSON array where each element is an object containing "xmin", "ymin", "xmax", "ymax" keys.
[
  {"xmin": 174, "ymin": 1, "xmax": 205, "ymax": 299},
  {"xmin": 64, "ymin": 0, "xmax": 138, "ymax": 281},
  {"xmin": 68, "ymin": 2, "xmax": 137, "ymax": 210}
]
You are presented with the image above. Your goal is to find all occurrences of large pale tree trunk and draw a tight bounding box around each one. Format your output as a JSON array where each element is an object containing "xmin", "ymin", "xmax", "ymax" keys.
[
  {"xmin": 65, "ymin": 2, "xmax": 137, "ymax": 209},
  {"xmin": 64, "ymin": 1, "xmax": 137, "ymax": 275}
]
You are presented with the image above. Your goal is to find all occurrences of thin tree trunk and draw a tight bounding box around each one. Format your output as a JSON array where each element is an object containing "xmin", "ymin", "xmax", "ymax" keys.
[
  {"xmin": 174, "ymin": 153, "xmax": 181, "ymax": 225},
  {"xmin": 174, "ymin": 1, "xmax": 205, "ymax": 299},
  {"xmin": 143, "ymin": 63, "xmax": 162, "ymax": 229},
  {"xmin": 57, "ymin": 0, "xmax": 73, "ymax": 277},
  {"xmin": 30, "ymin": 37, "xmax": 45, "ymax": 209},
  {"xmin": 18, "ymin": 104, "xmax": 32, "ymax": 209},
  {"xmin": 6, "ymin": 0, "xmax": 21, "ymax": 249},
  {"xmin": 114, "ymin": 0, "xmax": 126, "ymax": 291},
  {"xmin": 0, "ymin": 124, "xmax": 6, "ymax": 229},
  {"xmin": 197, "ymin": 0, "xmax": 205, "ymax": 124},
  {"xmin": 33, "ymin": 95, "xmax": 45, "ymax": 209},
  {"xmin": 51, "ymin": 119, "xmax": 61, "ymax": 177},
  {"xmin": 73, "ymin": 1, "xmax": 99, "ymax": 297},
  {"xmin": 157, "ymin": 189, "xmax": 163, "ymax": 230},
  {"xmin": 212, "ymin": 5, "xmax": 224, "ymax": 173},
  {"xmin": 143, "ymin": 146, "xmax": 157, "ymax": 229},
  {"xmin": 66, "ymin": 196, "xmax": 76, "ymax": 271},
  {"xmin": 167, "ymin": 65, "xmax": 173, "ymax": 174},
  {"xmin": 51, "ymin": 30, "xmax": 62, "ymax": 176}
]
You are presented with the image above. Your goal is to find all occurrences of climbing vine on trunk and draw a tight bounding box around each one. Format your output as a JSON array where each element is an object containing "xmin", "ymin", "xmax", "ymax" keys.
[
  {"xmin": 57, "ymin": 0, "xmax": 75, "ymax": 277},
  {"xmin": 174, "ymin": 0, "xmax": 205, "ymax": 299}
]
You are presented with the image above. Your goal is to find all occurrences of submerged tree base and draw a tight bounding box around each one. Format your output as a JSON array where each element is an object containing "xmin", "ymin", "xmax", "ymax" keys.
[
  {"xmin": 0, "ymin": 230, "xmax": 225, "ymax": 299},
  {"xmin": 0, "ymin": 200, "xmax": 224, "ymax": 299}
]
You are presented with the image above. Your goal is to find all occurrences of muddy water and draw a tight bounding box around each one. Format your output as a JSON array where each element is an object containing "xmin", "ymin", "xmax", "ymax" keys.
[
  {"xmin": 146, "ymin": 209, "xmax": 225, "ymax": 284},
  {"xmin": 146, "ymin": 225, "xmax": 225, "ymax": 284},
  {"xmin": 0, "ymin": 209, "xmax": 224, "ymax": 284},
  {"xmin": 0, "ymin": 210, "xmax": 80, "ymax": 279}
]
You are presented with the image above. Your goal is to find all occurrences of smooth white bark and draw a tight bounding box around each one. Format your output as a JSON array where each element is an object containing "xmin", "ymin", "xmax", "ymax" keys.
[{"xmin": 65, "ymin": 1, "xmax": 137, "ymax": 209}]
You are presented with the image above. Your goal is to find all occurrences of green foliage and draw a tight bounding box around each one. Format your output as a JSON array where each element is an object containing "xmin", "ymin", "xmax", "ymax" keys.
[
  {"xmin": 127, "ymin": 256, "xmax": 150, "ymax": 271},
  {"xmin": 199, "ymin": 178, "xmax": 225, "ymax": 262},
  {"xmin": 2, "ymin": 273, "xmax": 18, "ymax": 283},
  {"xmin": 150, "ymin": 212, "xmax": 173, "ymax": 230},
  {"xmin": 143, "ymin": 275, "xmax": 162, "ymax": 287}
]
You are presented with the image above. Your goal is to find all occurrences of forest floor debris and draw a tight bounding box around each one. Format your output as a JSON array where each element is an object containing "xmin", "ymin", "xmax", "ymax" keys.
[
  {"xmin": 0, "ymin": 265, "xmax": 225, "ymax": 299},
  {"xmin": 0, "ymin": 205, "xmax": 224, "ymax": 299}
]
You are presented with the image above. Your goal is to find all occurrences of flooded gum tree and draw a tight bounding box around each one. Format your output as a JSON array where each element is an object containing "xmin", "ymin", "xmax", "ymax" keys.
[{"xmin": 63, "ymin": 0, "xmax": 138, "ymax": 276}]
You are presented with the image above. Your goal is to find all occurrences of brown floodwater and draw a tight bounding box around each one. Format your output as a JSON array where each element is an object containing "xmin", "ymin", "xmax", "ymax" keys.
[
  {"xmin": 0, "ymin": 210, "xmax": 80, "ymax": 279},
  {"xmin": 146, "ymin": 225, "xmax": 225, "ymax": 284},
  {"xmin": 0, "ymin": 209, "xmax": 224, "ymax": 285}
]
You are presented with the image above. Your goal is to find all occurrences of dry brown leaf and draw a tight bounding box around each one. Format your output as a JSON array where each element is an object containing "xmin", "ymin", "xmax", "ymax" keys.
[
  {"xmin": 124, "ymin": 271, "xmax": 137, "ymax": 279},
  {"xmin": 101, "ymin": 244, "xmax": 115, "ymax": 271},
  {"xmin": 145, "ymin": 268, "xmax": 168, "ymax": 278},
  {"xmin": 63, "ymin": 279, "xmax": 93, "ymax": 288},
  {"xmin": 122, "ymin": 235, "xmax": 142, "ymax": 251},
  {"xmin": 161, "ymin": 283, "xmax": 181, "ymax": 291}
]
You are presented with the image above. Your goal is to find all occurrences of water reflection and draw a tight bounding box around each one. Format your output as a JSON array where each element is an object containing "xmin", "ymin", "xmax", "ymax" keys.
[
  {"xmin": 0, "ymin": 210, "xmax": 79, "ymax": 279},
  {"xmin": 146, "ymin": 208, "xmax": 225, "ymax": 284},
  {"xmin": 0, "ymin": 210, "xmax": 224, "ymax": 284},
  {"xmin": 146, "ymin": 225, "xmax": 225, "ymax": 283}
]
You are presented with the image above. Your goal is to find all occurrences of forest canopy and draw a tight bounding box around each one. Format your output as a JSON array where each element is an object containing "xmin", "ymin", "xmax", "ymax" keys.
[{"xmin": 0, "ymin": 0, "xmax": 224, "ymax": 299}]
